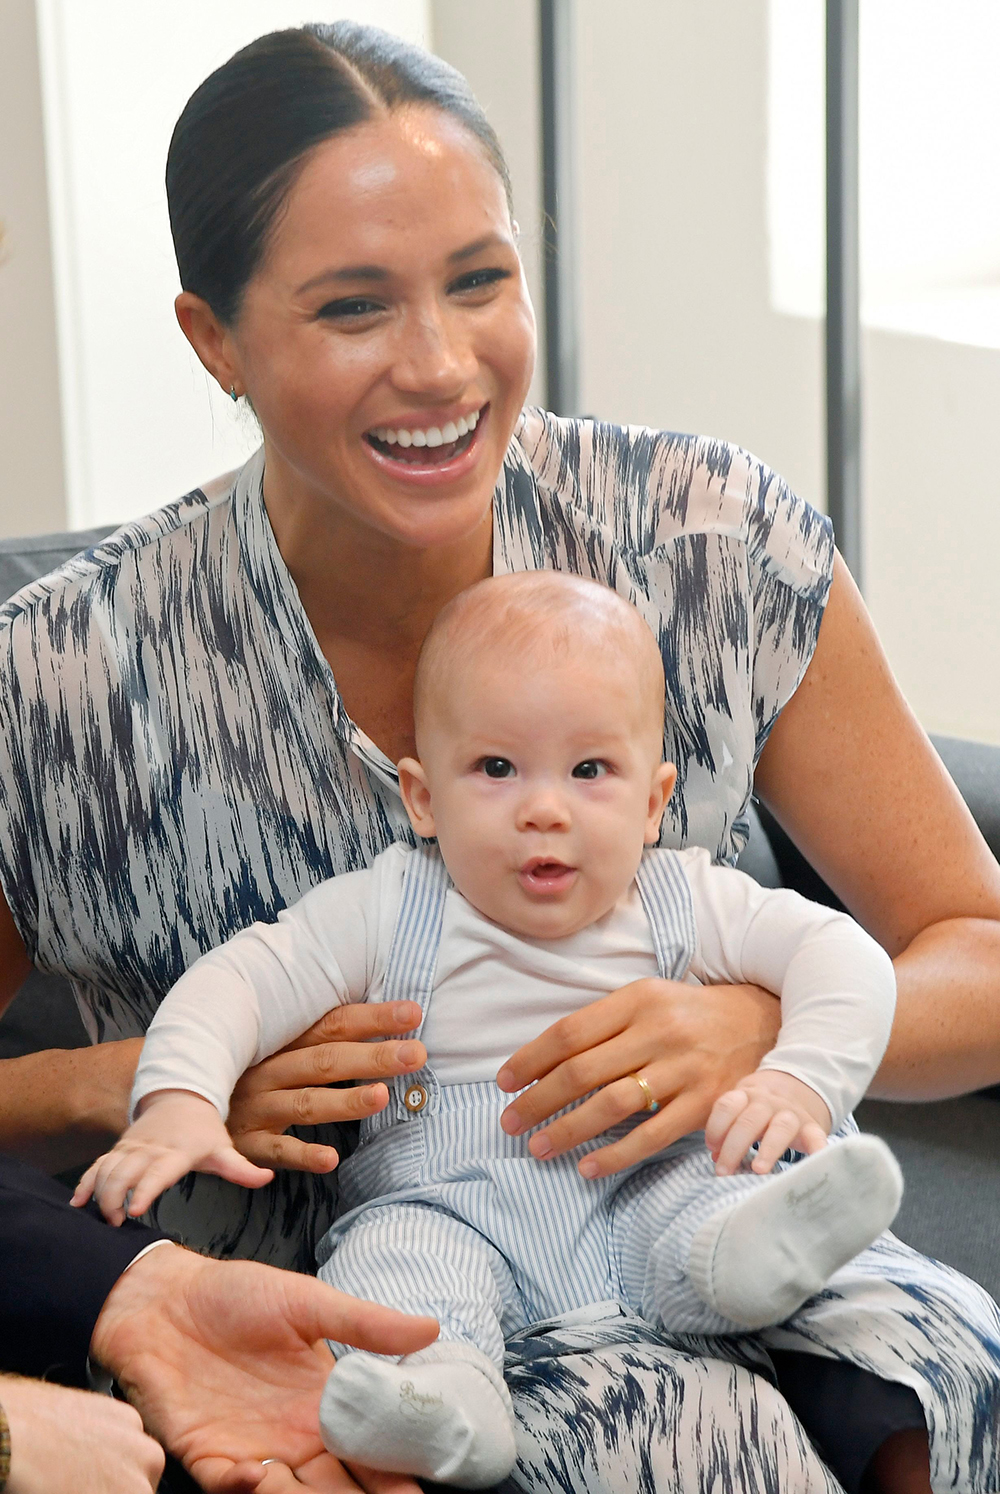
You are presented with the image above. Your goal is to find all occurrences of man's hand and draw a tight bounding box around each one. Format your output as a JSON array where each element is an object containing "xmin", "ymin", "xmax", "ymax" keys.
[
  {"xmin": 496, "ymin": 976, "xmax": 782, "ymax": 1179},
  {"xmin": 705, "ymin": 1069, "xmax": 831, "ymax": 1176},
  {"xmin": 90, "ymin": 1243, "xmax": 438, "ymax": 1493},
  {"xmin": 0, "ymin": 1374, "xmax": 165, "ymax": 1494},
  {"xmin": 72, "ymin": 1091, "xmax": 275, "ymax": 1224},
  {"xmin": 227, "ymin": 1003, "xmax": 426, "ymax": 1175}
]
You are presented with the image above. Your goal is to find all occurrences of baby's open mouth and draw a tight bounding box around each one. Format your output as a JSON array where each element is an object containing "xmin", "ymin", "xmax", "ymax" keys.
[
  {"xmin": 365, "ymin": 405, "xmax": 485, "ymax": 464},
  {"xmin": 519, "ymin": 858, "xmax": 577, "ymax": 895}
]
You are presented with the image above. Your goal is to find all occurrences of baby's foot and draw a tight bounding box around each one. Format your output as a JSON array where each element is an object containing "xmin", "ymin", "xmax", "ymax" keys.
[
  {"xmin": 320, "ymin": 1341, "xmax": 517, "ymax": 1489},
  {"xmin": 687, "ymin": 1133, "xmax": 903, "ymax": 1330}
]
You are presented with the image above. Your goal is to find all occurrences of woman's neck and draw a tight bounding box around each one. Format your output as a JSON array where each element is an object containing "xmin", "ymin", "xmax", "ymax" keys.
[{"xmin": 261, "ymin": 461, "xmax": 493, "ymax": 761}]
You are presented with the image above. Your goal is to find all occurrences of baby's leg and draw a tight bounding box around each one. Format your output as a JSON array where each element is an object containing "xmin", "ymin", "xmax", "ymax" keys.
[
  {"xmin": 616, "ymin": 1133, "xmax": 902, "ymax": 1334},
  {"xmin": 318, "ymin": 1204, "xmax": 519, "ymax": 1489}
]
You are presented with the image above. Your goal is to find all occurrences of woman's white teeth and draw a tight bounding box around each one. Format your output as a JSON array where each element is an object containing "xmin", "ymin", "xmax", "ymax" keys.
[{"xmin": 373, "ymin": 408, "xmax": 481, "ymax": 449}]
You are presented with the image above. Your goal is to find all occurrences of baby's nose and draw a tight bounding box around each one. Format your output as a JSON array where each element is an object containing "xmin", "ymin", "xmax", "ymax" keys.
[{"xmin": 517, "ymin": 790, "xmax": 570, "ymax": 831}]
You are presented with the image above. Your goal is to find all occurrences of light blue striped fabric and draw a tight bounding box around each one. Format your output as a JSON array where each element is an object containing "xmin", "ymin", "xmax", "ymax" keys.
[{"xmin": 320, "ymin": 840, "xmax": 1000, "ymax": 1493}]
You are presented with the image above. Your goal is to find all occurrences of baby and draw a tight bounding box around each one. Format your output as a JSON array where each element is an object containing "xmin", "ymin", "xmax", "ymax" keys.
[{"xmin": 77, "ymin": 572, "xmax": 904, "ymax": 1489}]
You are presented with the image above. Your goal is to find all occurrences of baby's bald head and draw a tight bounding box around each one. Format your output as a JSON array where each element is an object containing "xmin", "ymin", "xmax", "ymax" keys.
[{"xmin": 413, "ymin": 571, "xmax": 666, "ymax": 750}]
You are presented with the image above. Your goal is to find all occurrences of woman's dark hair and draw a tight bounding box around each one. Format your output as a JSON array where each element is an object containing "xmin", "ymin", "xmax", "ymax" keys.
[{"xmin": 166, "ymin": 22, "xmax": 512, "ymax": 325}]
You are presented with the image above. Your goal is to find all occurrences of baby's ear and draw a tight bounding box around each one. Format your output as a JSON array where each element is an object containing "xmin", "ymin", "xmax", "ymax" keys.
[
  {"xmin": 398, "ymin": 758, "xmax": 436, "ymax": 838},
  {"xmin": 645, "ymin": 762, "xmax": 677, "ymax": 844}
]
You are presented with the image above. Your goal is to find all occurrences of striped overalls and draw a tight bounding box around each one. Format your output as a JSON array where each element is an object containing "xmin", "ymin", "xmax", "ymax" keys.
[{"xmin": 317, "ymin": 844, "xmax": 1000, "ymax": 1492}]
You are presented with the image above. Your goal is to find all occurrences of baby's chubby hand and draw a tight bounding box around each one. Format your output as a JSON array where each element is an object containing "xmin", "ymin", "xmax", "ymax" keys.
[
  {"xmin": 705, "ymin": 1069, "xmax": 831, "ymax": 1177},
  {"xmin": 71, "ymin": 1090, "xmax": 275, "ymax": 1225}
]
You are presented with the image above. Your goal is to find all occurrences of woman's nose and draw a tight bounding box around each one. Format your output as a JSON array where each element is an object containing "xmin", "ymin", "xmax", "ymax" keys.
[{"xmin": 390, "ymin": 305, "xmax": 477, "ymax": 397}]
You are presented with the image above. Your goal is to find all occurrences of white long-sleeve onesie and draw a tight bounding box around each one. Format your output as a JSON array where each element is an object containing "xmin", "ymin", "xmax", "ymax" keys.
[{"xmin": 132, "ymin": 843, "xmax": 895, "ymax": 1133}]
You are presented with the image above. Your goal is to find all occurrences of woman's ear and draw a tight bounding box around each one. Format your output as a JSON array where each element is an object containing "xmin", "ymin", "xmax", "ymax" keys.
[
  {"xmin": 645, "ymin": 761, "xmax": 677, "ymax": 844},
  {"xmin": 175, "ymin": 292, "xmax": 245, "ymax": 399},
  {"xmin": 398, "ymin": 757, "xmax": 436, "ymax": 839}
]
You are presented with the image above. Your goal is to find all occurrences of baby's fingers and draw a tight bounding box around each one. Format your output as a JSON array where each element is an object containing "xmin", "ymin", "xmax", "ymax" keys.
[
  {"xmin": 202, "ymin": 1145, "xmax": 275, "ymax": 1192},
  {"xmin": 796, "ymin": 1119, "xmax": 829, "ymax": 1156},
  {"xmin": 750, "ymin": 1109, "xmax": 811, "ymax": 1174},
  {"xmin": 704, "ymin": 1089, "xmax": 750, "ymax": 1157},
  {"xmin": 71, "ymin": 1156, "xmax": 109, "ymax": 1210}
]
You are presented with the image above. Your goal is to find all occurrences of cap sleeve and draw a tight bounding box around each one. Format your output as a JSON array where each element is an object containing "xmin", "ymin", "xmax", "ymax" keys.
[{"xmin": 737, "ymin": 453, "xmax": 835, "ymax": 758}]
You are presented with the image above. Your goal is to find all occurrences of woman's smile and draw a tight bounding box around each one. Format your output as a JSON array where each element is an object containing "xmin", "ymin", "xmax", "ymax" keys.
[{"xmin": 363, "ymin": 402, "xmax": 489, "ymax": 486}]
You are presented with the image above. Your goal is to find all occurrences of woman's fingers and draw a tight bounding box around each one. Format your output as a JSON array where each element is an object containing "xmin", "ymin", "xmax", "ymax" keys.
[
  {"xmin": 236, "ymin": 1131, "xmax": 343, "ymax": 1174},
  {"xmin": 284, "ymin": 1001, "xmax": 422, "ymax": 1052},
  {"xmin": 500, "ymin": 1028, "xmax": 655, "ymax": 1138},
  {"xmin": 234, "ymin": 1039, "xmax": 425, "ymax": 1100},
  {"xmin": 497, "ymin": 990, "xmax": 634, "ymax": 1093},
  {"xmin": 575, "ymin": 1091, "xmax": 709, "ymax": 1179}
]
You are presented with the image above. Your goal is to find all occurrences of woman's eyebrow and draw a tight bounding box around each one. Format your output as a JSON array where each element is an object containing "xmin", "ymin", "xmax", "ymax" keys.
[
  {"xmin": 295, "ymin": 234, "xmax": 510, "ymax": 295},
  {"xmin": 296, "ymin": 264, "xmax": 389, "ymax": 294},
  {"xmin": 448, "ymin": 233, "xmax": 510, "ymax": 263}
]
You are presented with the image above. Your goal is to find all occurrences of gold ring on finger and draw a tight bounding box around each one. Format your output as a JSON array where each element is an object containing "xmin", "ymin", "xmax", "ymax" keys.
[{"xmin": 630, "ymin": 1072, "xmax": 659, "ymax": 1113}]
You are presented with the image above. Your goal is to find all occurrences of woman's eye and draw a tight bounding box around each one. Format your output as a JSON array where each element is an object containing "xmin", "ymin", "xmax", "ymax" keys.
[
  {"xmin": 572, "ymin": 760, "xmax": 608, "ymax": 780},
  {"xmin": 316, "ymin": 297, "xmax": 385, "ymax": 320},
  {"xmin": 480, "ymin": 757, "xmax": 515, "ymax": 779},
  {"xmin": 449, "ymin": 267, "xmax": 512, "ymax": 296}
]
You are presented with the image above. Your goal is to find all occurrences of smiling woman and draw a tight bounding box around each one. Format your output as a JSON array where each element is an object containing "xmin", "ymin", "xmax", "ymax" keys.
[{"xmin": 1, "ymin": 16, "xmax": 1000, "ymax": 1494}]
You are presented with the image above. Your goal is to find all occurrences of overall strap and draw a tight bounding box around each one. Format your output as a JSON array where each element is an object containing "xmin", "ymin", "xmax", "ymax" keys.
[
  {"xmin": 369, "ymin": 841, "xmax": 451, "ymax": 1128},
  {"xmin": 633, "ymin": 849, "xmax": 698, "ymax": 981}
]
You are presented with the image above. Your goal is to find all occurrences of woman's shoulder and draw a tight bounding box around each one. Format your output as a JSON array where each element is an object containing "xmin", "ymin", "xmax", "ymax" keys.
[
  {"xmin": 0, "ymin": 467, "xmax": 241, "ymax": 641},
  {"xmin": 509, "ymin": 408, "xmax": 832, "ymax": 591}
]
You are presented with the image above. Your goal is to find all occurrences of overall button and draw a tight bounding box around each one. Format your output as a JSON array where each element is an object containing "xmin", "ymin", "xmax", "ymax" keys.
[{"xmin": 403, "ymin": 1083, "xmax": 428, "ymax": 1113}]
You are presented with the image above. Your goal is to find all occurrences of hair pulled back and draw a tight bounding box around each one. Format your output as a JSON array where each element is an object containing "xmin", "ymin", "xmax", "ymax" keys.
[{"xmin": 166, "ymin": 22, "xmax": 512, "ymax": 325}]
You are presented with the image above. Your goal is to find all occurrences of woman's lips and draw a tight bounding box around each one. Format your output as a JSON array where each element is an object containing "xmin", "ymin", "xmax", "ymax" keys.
[
  {"xmin": 363, "ymin": 405, "xmax": 489, "ymax": 486},
  {"xmin": 518, "ymin": 859, "xmax": 578, "ymax": 897}
]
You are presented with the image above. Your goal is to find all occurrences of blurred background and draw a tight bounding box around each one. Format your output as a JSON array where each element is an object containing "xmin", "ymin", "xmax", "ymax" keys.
[{"xmin": 2, "ymin": 0, "xmax": 999, "ymax": 743}]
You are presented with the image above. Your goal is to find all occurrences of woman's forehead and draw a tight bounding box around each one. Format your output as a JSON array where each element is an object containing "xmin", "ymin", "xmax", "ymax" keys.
[{"xmin": 262, "ymin": 107, "xmax": 511, "ymax": 282}]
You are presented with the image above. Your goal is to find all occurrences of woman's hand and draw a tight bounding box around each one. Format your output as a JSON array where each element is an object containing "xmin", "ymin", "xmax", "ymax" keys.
[
  {"xmin": 227, "ymin": 1002, "xmax": 426, "ymax": 1173},
  {"xmin": 496, "ymin": 976, "xmax": 781, "ymax": 1179}
]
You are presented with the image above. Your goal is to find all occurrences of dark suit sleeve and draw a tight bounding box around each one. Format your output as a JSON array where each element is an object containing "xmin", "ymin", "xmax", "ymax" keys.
[{"xmin": 0, "ymin": 1153, "xmax": 169, "ymax": 1386}]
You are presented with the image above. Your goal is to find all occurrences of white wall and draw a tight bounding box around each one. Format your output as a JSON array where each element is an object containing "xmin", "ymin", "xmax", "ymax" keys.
[
  {"xmin": 431, "ymin": 0, "xmax": 545, "ymax": 408},
  {"xmin": 0, "ymin": 0, "xmax": 67, "ymax": 536},
  {"xmin": 28, "ymin": 0, "xmax": 430, "ymax": 532}
]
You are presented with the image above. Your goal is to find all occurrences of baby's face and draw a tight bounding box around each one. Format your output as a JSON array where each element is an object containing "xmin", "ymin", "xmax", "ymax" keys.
[{"xmin": 399, "ymin": 653, "xmax": 674, "ymax": 939}]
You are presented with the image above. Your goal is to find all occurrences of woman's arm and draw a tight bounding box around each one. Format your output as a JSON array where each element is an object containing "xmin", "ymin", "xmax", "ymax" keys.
[
  {"xmin": 0, "ymin": 891, "xmax": 140, "ymax": 1172},
  {"xmin": 754, "ymin": 553, "xmax": 1000, "ymax": 1099},
  {"xmin": 0, "ymin": 883, "xmax": 428, "ymax": 1174}
]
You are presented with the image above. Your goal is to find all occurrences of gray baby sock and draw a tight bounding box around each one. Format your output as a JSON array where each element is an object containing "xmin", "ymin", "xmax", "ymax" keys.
[
  {"xmin": 319, "ymin": 1340, "xmax": 517, "ymax": 1489},
  {"xmin": 687, "ymin": 1133, "xmax": 903, "ymax": 1331}
]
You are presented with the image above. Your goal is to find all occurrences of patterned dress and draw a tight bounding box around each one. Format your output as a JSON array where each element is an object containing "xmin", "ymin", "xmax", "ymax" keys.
[{"xmin": 2, "ymin": 410, "xmax": 996, "ymax": 1491}]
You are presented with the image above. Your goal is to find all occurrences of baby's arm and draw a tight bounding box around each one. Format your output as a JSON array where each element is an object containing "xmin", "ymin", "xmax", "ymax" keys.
[
  {"xmin": 74, "ymin": 856, "xmax": 396, "ymax": 1224},
  {"xmin": 73, "ymin": 1089, "xmax": 273, "ymax": 1223},
  {"xmin": 683, "ymin": 850, "xmax": 896, "ymax": 1175}
]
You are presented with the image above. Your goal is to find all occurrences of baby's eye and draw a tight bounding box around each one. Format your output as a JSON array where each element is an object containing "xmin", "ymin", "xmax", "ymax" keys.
[
  {"xmin": 479, "ymin": 757, "xmax": 515, "ymax": 779},
  {"xmin": 572, "ymin": 760, "xmax": 609, "ymax": 780}
]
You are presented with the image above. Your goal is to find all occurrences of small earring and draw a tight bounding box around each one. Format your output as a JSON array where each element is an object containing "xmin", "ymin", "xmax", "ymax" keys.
[{"xmin": 229, "ymin": 385, "xmax": 238, "ymax": 402}]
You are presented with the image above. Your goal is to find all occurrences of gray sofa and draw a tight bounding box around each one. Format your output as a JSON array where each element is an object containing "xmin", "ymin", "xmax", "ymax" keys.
[{"xmin": 1, "ymin": 527, "xmax": 999, "ymax": 1299}]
